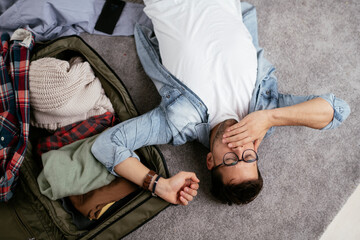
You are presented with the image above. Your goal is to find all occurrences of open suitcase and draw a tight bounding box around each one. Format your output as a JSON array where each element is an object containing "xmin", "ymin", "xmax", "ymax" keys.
[{"xmin": 0, "ymin": 35, "xmax": 170, "ymax": 240}]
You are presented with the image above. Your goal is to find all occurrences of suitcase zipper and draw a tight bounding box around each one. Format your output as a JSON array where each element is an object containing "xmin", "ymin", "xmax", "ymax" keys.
[{"xmin": 87, "ymin": 194, "xmax": 153, "ymax": 239}]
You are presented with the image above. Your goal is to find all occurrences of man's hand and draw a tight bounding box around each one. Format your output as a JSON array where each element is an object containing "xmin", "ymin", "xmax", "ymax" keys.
[
  {"xmin": 114, "ymin": 158, "xmax": 200, "ymax": 205},
  {"xmin": 156, "ymin": 171, "xmax": 200, "ymax": 205},
  {"xmin": 222, "ymin": 110, "xmax": 271, "ymax": 152},
  {"xmin": 222, "ymin": 98, "xmax": 335, "ymax": 152}
]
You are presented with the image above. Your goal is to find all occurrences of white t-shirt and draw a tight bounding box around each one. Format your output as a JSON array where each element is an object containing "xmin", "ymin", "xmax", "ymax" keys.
[{"xmin": 144, "ymin": 0, "xmax": 258, "ymax": 129}]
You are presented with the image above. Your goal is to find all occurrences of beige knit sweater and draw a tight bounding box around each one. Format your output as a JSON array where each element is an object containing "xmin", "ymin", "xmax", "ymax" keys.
[{"xmin": 29, "ymin": 57, "xmax": 114, "ymax": 130}]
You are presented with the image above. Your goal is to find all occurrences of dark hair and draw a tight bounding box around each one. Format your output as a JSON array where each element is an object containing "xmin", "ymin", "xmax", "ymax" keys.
[{"xmin": 210, "ymin": 168, "xmax": 263, "ymax": 205}]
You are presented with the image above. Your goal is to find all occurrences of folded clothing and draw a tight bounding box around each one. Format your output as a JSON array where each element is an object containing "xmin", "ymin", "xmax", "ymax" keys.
[
  {"xmin": 69, "ymin": 177, "xmax": 138, "ymax": 220},
  {"xmin": 34, "ymin": 111, "xmax": 138, "ymax": 221},
  {"xmin": 37, "ymin": 134, "xmax": 116, "ymax": 200},
  {"xmin": 61, "ymin": 190, "xmax": 141, "ymax": 230},
  {"xmin": 29, "ymin": 56, "xmax": 114, "ymax": 130},
  {"xmin": 36, "ymin": 111, "xmax": 119, "ymax": 157},
  {"xmin": 96, "ymin": 202, "xmax": 115, "ymax": 219}
]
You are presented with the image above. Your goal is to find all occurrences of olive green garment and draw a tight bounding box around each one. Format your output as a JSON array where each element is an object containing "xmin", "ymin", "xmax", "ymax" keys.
[{"xmin": 37, "ymin": 134, "xmax": 116, "ymax": 200}]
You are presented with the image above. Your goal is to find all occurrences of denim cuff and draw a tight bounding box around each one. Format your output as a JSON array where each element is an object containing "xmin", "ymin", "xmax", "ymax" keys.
[
  {"xmin": 318, "ymin": 94, "xmax": 351, "ymax": 130},
  {"xmin": 110, "ymin": 149, "xmax": 140, "ymax": 177}
]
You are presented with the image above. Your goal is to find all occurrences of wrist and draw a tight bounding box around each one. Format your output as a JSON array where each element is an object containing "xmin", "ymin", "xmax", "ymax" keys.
[
  {"xmin": 147, "ymin": 173, "xmax": 168, "ymax": 198},
  {"xmin": 148, "ymin": 173, "xmax": 158, "ymax": 191},
  {"xmin": 153, "ymin": 177, "xmax": 169, "ymax": 199},
  {"xmin": 265, "ymin": 109, "xmax": 276, "ymax": 128}
]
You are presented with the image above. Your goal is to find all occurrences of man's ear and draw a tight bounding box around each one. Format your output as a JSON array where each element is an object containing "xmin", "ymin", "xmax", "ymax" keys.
[{"xmin": 206, "ymin": 152, "xmax": 214, "ymax": 170}]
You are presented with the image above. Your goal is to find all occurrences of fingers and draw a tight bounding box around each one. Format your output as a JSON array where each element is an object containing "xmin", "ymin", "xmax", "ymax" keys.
[
  {"xmin": 180, "ymin": 190, "xmax": 194, "ymax": 201},
  {"xmin": 222, "ymin": 123, "xmax": 252, "ymax": 148},
  {"xmin": 180, "ymin": 171, "xmax": 200, "ymax": 183},
  {"xmin": 225, "ymin": 121, "xmax": 247, "ymax": 133},
  {"xmin": 225, "ymin": 136, "xmax": 253, "ymax": 148},
  {"xmin": 179, "ymin": 196, "xmax": 189, "ymax": 205},
  {"xmin": 172, "ymin": 172, "xmax": 201, "ymax": 206},
  {"xmin": 223, "ymin": 131, "xmax": 252, "ymax": 146},
  {"xmin": 223, "ymin": 124, "xmax": 247, "ymax": 138},
  {"xmin": 179, "ymin": 182, "xmax": 199, "ymax": 205},
  {"xmin": 223, "ymin": 129, "xmax": 247, "ymax": 142},
  {"xmin": 179, "ymin": 187, "xmax": 196, "ymax": 205},
  {"xmin": 190, "ymin": 182, "xmax": 199, "ymax": 191},
  {"xmin": 184, "ymin": 186, "xmax": 198, "ymax": 197}
]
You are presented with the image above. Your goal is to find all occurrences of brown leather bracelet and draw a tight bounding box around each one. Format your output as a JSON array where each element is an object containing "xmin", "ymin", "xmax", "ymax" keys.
[{"xmin": 142, "ymin": 170, "xmax": 156, "ymax": 190}]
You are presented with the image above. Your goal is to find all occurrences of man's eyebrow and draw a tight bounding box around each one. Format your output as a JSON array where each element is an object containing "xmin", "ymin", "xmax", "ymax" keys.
[{"xmin": 229, "ymin": 178, "xmax": 236, "ymax": 185}]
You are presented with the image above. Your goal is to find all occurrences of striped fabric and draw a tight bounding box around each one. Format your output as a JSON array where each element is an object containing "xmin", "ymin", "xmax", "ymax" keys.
[{"xmin": 0, "ymin": 30, "xmax": 34, "ymax": 201}]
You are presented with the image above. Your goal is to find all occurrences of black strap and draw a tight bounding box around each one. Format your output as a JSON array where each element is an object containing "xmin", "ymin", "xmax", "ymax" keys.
[{"xmin": 152, "ymin": 175, "xmax": 161, "ymax": 197}]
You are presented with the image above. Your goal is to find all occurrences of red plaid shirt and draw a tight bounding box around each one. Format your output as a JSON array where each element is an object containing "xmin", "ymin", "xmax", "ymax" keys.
[
  {"xmin": 36, "ymin": 112, "xmax": 119, "ymax": 157},
  {"xmin": 0, "ymin": 30, "xmax": 35, "ymax": 201}
]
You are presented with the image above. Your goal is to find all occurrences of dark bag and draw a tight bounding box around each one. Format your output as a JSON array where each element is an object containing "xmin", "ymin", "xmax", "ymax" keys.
[{"xmin": 0, "ymin": 35, "xmax": 170, "ymax": 240}]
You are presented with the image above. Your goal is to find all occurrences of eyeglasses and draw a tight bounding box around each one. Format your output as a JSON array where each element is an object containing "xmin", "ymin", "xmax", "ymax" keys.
[{"xmin": 212, "ymin": 149, "xmax": 259, "ymax": 171}]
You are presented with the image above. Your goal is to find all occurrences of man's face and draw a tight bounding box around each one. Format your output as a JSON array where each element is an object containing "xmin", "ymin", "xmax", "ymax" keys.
[{"xmin": 207, "ymin": 119, "xmax": 259, "ymax": 184}]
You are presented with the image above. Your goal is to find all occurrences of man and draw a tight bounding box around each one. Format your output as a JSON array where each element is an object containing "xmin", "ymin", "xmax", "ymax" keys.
[{"xmin": 91, "ymin": 0, "xmax": 350, "ymax": 205}]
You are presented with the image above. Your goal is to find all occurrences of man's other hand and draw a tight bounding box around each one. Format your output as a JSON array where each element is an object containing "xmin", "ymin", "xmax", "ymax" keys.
[
  {"xmin": 222, "ymin": 110, "xmax": 271, "ymax": 152},
  {"xmin": 156, "ymin": 171, "xmax": 200, "ymax": 205}
]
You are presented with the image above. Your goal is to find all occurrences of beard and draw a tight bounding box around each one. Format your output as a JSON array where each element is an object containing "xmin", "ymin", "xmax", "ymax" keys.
[{"xmin": 211, "ymin": 119, "xmax": 238, "ymax": 150}]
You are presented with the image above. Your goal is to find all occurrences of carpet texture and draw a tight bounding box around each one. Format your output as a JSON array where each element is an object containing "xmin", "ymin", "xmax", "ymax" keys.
[{"xmin": 80, "ymin": 0, "xmax": 359, "ymax": 239}]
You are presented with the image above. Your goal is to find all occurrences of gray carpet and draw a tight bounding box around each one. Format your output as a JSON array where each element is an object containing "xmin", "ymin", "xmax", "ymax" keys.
[{"xmin": 81, "ymin": 0, "xmax": 359, "ymax": 239}]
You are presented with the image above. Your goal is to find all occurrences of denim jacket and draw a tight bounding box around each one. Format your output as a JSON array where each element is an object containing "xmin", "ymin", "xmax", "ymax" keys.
[{"xmin": 91, "ymin": 2, "xmax": 350, "ymax": 176}]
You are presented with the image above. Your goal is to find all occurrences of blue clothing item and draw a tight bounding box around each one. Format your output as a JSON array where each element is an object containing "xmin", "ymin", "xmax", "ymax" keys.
[
  {"xmin": 91, "ymin": 2, "xmax": 350, "ymax": 176},
  {"xmin": 0, "ymin": 0, "xmax": 17, "ymax": 15},
  {"xmin": 242, "ymin": 2, "xmax": 350, "ymax": 135},
  {"xmin": 0, "ymin": 0, "xmax": 153, "ymax": 41}
]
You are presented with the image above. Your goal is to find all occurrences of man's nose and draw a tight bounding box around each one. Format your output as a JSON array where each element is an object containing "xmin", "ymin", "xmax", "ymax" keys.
[{"xmin": 233, "ymin": 146, "xmax": 244, "ymax": 157}]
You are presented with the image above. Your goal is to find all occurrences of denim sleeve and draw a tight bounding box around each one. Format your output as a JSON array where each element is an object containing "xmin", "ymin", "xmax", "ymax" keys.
[
  {"xmin": 278, "ymin": 93, "xmax": 351, "ymax": 130},
  {"xmin": 91, "ymin": 107, "xmax": 172, "ymax": 177}
]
